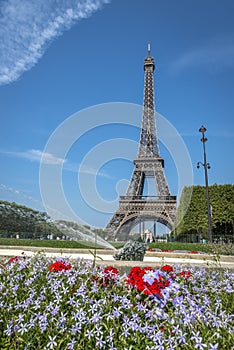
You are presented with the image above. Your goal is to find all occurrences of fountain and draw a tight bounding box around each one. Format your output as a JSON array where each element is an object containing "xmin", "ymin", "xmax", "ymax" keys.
[{"xmin": 55, "ymin": 221, "xmax": 115, "ymax": 250}]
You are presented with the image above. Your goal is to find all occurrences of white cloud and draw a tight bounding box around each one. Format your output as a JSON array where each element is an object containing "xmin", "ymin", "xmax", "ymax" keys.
[
  {"xmin": 77, "ymin": 164, "xmax": 113, "ymax": 178},
  {"xmin": 0, "ymin": 148, "xmax": 112, "ymax": 177},
  {"xmin": 1, "ymin": 149, "xmax": 65, "ymax": 165},
  {"xmin": 0, "ymin": 0, "xmax": 110, "ymax": 85},
  {"xmin": 31, "ymin": 149, "xmax": 65, "ymax": 165},
  {"xmin": 172, "ymin": 36, "xmax": 234, "ymax": 72},
  {"xmin": 0, "ymin": 183, "xmax": 44, "ymax": 209}
]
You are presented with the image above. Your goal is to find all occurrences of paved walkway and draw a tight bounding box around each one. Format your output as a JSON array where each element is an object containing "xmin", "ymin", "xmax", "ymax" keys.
[{"xmin": 0, "ymin": 247, "xmax": 233, "ymax": 269}]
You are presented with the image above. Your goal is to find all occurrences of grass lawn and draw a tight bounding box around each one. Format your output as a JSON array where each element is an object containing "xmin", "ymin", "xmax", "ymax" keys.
[
  {"xmin": 148, "ymin": 241, "xmax": 212, "ymax": 253},
  {"xmin": 0, "ymin": 238, "xmax": 96, "ymax": 249},
  {"xmin": 0, "ymin": 238, "xmax": 233, "ymax": 255}
]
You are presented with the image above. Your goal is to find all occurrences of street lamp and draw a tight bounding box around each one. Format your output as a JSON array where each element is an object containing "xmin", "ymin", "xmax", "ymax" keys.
[{"xmin": 197, "ymin": 125, "xmax": 213, "ymax": 243}]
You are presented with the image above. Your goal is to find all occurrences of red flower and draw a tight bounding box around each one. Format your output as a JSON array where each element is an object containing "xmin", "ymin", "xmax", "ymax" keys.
[
  {"xmin": 9, "ymin": 256, "xmax": 19, "ymax": 263},
  {"xmin": 180, "ymin": 270, "xmax": 191, "ymax": 279},
  {"xmin": 130, "ymin": 266, "xmax": 145, "ymax": 275},
  {"xmin": 93, "ymin": 266, "xmax": 119, "ymax": 289},
  {"xmin": 104, "ymin": 266, "xmax": 119, "ymax": 276},
  {"xmin": 148, "ymin": 282, "xmax": 161, "ymax": 296},
  {"xmin": 127, "ymin": 266, "xmax": 171, "ymax": 297},
  {"xmin": 161, "ymin": 265, "xmax": 174, "ymax": 273},
  {"xmin": 147, "ymin": 248, "xmax": 156, "ymax": 252},
  {"xmin": 49, "ymin": 260, "xmax": 72, "ymax": 272},
  {"xmin": 127, "ymin": 267, "xmax": 145, "ymax": 287}
]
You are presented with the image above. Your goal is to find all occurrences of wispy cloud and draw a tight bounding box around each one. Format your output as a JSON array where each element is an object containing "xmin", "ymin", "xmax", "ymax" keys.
[
  {"xmin": 172, "ymin": 36, "xmax": 234, "ymax": 72},
  {"xmin": 1, "ymin": 149, "xmax": 65, "ymax": 165},
  {"xmin": 0, "ymin": 148, "xmax": 112, "ymax": 177},
  {"xmin": 0, "ymin": 183, "xmax": 44, "ymax": 209},
  {"xmin": 0, "ymin": 0, "xmax": 110, "ymax": 85}
]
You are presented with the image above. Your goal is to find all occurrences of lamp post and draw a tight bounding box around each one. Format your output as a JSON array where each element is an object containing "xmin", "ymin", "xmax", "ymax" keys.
[{"xmin": 197, "ymin": 126, "xmax": 213, "ymax": 243}]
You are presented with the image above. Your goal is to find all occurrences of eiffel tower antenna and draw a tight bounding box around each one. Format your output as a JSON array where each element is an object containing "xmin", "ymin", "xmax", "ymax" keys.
[
  {"xmin": 148, "ymin": 42, "xmax": 151, "ymax": 56},
  {"xmin": 106, "ymin": 44, "xmax": 177, "ymax": 240}
]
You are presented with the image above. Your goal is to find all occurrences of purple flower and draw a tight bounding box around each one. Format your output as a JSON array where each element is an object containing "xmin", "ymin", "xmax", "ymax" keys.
[
  {"xmin": 47, "ymin": 335, "xmax": 57, "ymax": 349},
  {"xmin": 191, "ymin": 331, "xmax": 208, "ymax": 350},
  {"xmin": 105, "ymin": 312, "xmax": 114, "ymax": 321},
  {"xmin": 72, "ymin": 310, "xmax": 84, "ymax": 321},
  {"xmin": 4, "ymin": 323, "xmax": 13, "ymax": 336},
  {"xmin": 67, "ymin": 275, "xmax": 76, "ymax": 285},
  {"xmin": 106, "ymin": 328, "xmax": 114, "ymax": 343},
  {"xmin": 67, "ymin": 339, "xmax": 76, "ymax": 350},
  {"xmin": 195, "ymin": 342, "xmax": 207, "ymax": 350},
  {"xmin": 32, "ymin": 298, "xmax": 42, "ymax": 310},
  {"xmin": 58, "ymin": 312, "xmax": 67, "ymax": 325},
  {"xmin": 129, "ymin": 320, "xmax": 139, "ymax": 331},
  {"xmin": 142, "ymin": 270, "xmax": 158, "ymax": 285},
  {"xmin": 121, "ymin": 297, "xmax": 132, "ymax": 309},
  {"xmin": 91, "ymin": 281, "xmax": 98, "ymax": 293},
  {"xmin": 12, "ymin": 283, "xmax": 19, "ymax": 291},
  {"xmin": 137, "ymin": 302, "xmax": 147, "ymax": 312},
  {"xmin": 18, "ymin": 323, "xmax": 28, "ymax": 335},
  {"xmin": 121, "ymin": 327, "xmax": 130, "ymax": 338},
  {"xmin": 28, "ymin": 318, "xmax": 35, "ymax": 329},
  {"xmin": 172, "ymin": 295, "xmax": 184, "ymax": 307},
  {"xmin": 113, "ymin": 307, "xmax": 122, "ymax": 318},
  {"xmin": 177, "ymin": 332, "xmax": 187, "ymax": 344},
  {"xmin": 67, "ymin": 297, "xmax": 74, "ymax": 306},
  {"xmin": 74, "ymin": 283, "xmax": 87, "ymax": 296},
  {"xmin": 113, "ymin": 293, "xmax": 119, "ymax": 302},
  {"xmin": 95, "ymin": 336, "xmax": 106, "ymax": 349},
  {"xmin": 51, "ymin": 306, "xmax": 59, "ymax": 316},
  {"xmin": 151, "ymin": 330, "xmax": 163, "ymax": 343},
  {"xmin": 85, "ymin": 329, "xmax": 94, "ymax": 340},
  {"xmin": 208, "ymin": 344, "xmax": 219, "ymax": 350},
  {"xmin": 95, "ymin": 325, "xmax": 103, "ymax": 337},
  {"xmin": 90, "ymin": 313, "xmax": 101, "ymax": 323},
  {"xmin": 70, "ymin": 323, "xmax": 82, "ymax": 335}
]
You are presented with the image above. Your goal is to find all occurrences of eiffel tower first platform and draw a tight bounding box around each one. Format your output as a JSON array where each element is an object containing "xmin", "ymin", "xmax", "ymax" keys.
[{"xmin": 106, "ymin": 44, "xmax": 177, "ymax": 240}]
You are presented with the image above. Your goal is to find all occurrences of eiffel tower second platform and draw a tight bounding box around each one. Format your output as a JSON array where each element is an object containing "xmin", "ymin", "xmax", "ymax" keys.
[{"xmin": 106, "ymin": 44, "xmax": 177, "ymax": 240}]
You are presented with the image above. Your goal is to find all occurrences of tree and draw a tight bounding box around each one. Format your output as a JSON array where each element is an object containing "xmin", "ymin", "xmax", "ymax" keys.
[
  {"xmin": 0, "ymin": 200, "xmax": 63, "ymax": 239},
  {"xmin": 175, "ymin": 184, "xmax": 234, "ymax": 242}
]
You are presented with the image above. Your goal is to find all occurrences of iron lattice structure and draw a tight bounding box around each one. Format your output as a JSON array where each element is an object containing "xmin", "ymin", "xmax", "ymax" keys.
[{"xmin": 106, "ymin": 45, "xmax": 177, "ymax": 240}]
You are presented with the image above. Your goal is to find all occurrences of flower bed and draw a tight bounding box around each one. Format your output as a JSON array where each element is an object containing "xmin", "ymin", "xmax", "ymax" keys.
[
  {"xmin": 0, "ymin": 254, "xmax": 233, "ymax": 349},
  {"xmin": 146, "ymin": 248, "xmax": 200, "ymax": 254}
]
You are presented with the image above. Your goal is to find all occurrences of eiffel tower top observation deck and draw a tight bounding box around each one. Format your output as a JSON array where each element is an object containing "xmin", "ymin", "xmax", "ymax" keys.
[{"xmin": 106, "ymin": 44, "xmax": 176, "ymax": 240}]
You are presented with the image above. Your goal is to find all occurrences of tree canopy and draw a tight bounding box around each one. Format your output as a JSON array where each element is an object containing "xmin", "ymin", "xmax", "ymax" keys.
[
  {"xmin": 0, "ymin": 200, "xmax": 61, "ymax": 239},
  {"xmin": 175, "ymin": 184, "xmax": 234, "ymax": 242}
]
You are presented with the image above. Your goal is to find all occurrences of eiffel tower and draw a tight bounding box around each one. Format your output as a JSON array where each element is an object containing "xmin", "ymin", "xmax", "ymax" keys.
[{"xmin": 106, "ymin": 44, "xmax": 177, "ymax": 240}]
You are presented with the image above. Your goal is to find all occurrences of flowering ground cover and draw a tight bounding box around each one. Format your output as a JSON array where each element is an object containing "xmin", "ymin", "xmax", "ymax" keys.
[
  {"xmin": 147, "ymin": 248, "xmax": 200, "ymax": 254},
  {"xmin": 0, "ymin": 254, "xmax": 233, "ymax": 349}
]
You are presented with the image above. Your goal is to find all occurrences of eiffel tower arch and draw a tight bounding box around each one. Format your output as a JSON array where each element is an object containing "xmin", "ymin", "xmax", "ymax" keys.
[{"xmin": 106, "ymin": 44, "xmax": 177, "ymax": 240}]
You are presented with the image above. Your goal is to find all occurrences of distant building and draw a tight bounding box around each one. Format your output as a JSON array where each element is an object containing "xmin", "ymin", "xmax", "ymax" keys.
[{"xmin": 142, "ymin": 229, "xmax": 153, "ymax": 243}]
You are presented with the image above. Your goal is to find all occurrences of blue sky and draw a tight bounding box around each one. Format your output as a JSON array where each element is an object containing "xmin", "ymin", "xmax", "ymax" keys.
[{"xmin": 0, "ymin": 0, "xmax": 233, "ymax": 229}]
